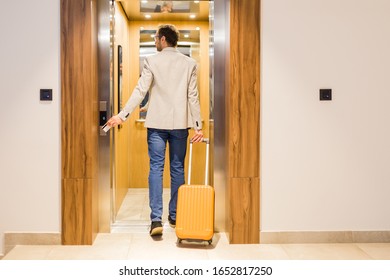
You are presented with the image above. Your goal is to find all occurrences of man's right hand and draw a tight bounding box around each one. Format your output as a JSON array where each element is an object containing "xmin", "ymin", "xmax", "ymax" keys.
[{"xmin": 106, "ymin": 115, "xmax": 123, "ymax": 128}]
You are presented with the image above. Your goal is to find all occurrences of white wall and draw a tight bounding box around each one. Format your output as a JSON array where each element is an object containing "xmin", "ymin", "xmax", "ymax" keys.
[
  {"xmin": 261, "ymin": 0, "xmax": 390, "ymax": 231},
  {"xmin": 0, "ymin": 0, "xmax": 61, "ymax": 255}
]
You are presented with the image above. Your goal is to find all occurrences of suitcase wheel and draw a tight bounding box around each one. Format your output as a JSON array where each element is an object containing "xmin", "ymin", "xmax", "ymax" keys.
[{"xmin": 177, "ymin": 238, "xmax": 212, "ymax": 244}]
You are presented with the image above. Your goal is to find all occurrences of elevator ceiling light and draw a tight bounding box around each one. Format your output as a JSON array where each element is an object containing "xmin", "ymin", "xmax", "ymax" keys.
[{"xmin": 196, "ymin": 27, "xmax": 200, "ymax": 31}]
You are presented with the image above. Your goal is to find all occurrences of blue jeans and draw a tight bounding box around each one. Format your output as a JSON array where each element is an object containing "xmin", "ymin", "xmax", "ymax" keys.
[{"xmin": 147, "ymin": 128, "xmax": 189, "ymax": 222}]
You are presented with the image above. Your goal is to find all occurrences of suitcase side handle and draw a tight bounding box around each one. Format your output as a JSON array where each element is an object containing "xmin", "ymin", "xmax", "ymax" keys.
[{"xmin": 188, "ymin": 138, "xmax": 209, "ymax": 186}]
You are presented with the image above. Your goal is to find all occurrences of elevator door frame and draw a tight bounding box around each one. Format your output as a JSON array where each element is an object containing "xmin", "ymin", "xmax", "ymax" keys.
[{"xmin": 61, "ymin": 0, "xmax": 260, "ymax": 245}]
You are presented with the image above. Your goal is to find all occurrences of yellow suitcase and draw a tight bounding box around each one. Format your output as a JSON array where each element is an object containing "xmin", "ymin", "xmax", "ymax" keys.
[{"xmin": 176, "ymin": 138, "xmax": 214, "ymax": 244}]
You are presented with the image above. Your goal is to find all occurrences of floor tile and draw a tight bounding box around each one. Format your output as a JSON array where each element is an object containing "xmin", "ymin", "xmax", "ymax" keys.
[
  {"xmin": 126, "ymin": 232, "xmax": 210, "ymax": 260},
  {"xmin": 207, "ymin": 244, "xmax": 290, "ymax": 260},
  {"xmin": 356, "ymin": 243, "xmax": 390, "ymax": 260},
  {"xmin": 281, "ymin": 244, "xmax": 373, "ymax": 260},
  {"xmin": 2, "ymin": 245, "xmax": 54, "ymax": 260}
]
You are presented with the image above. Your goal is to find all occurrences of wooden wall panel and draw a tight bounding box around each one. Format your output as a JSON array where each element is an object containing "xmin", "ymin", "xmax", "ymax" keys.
[
  {"xmin": 229, "ymin": 0, "xmax": 260, "ymax": 178},
  {"xmin": 227, "ymin": 0, "xmax": 260, "ymax": 243},
  {"xmin": 113, "ymin": 2, "xmax": 131, "ymax": 214},
  {"xmin": 62, "ymin": 179, "xmax": 96, "ymax": 244},
  {"xmin": 127, "ymin": 21, "xmax": 155, "ymax": 189},
  {"xmin": 229, "ymin": 178, "xmax": 260, "ymax": 243},
  {"xmin": 61, "ymin": 0, "xmax": 98, "ymax": 245}
]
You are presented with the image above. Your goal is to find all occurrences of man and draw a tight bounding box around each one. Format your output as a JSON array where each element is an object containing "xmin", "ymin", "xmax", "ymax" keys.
[
  {"xmin": 161, "ymin": 1, "xmax": 173, "ymax": 13},
  {"xmin": 106, "ymin": 24, "xmax": 203, "ymax": 236},
  {"xmin": 154, "ymin": 1, "xmax": 173, "ymax": 13}
]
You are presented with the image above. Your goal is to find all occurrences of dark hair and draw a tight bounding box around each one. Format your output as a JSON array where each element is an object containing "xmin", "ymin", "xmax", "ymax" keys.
[{"xmin": 157, "ymin": 24, "xmax": 179, "ymax": 47}]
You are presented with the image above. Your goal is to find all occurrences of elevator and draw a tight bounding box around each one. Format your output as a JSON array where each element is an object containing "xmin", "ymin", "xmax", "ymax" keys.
[{"xmin": 98, "ymin": 0, "xmax": 223, "ymax": 232}]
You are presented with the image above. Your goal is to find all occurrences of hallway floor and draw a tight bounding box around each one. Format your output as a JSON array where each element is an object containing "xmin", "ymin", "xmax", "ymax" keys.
[
  {"xmin": 3, "ymin": 187, "xmax": 390, "ymax": 260},
  {"xmin": 3, "ymin": 230, "xmax": 390, "ymax": 260}
]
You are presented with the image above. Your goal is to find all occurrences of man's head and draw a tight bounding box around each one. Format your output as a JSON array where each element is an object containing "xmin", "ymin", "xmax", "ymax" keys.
[
  {"xmin": 154, "ymin": 24, "xmax": 180, "ymax": 51},
  {"xmin": 161, "ymin": 1, "xmax": 173, "ymax": 13}
]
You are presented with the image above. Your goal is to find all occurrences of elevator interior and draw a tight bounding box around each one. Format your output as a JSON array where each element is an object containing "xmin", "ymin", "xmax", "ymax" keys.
[{"xmin": 106, "ymin": 0, "xmax": 218, "ymax": 231}]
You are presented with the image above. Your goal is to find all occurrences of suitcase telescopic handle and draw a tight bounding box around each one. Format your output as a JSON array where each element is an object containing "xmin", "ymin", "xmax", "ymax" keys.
[{"xmin": 188, "ymin": 138, "xmax": 209, "ymax": 185}]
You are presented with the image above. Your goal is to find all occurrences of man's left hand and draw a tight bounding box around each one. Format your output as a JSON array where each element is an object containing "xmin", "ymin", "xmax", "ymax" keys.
[{"xmin": 191, "ymin": 129, "xmax": 203, "ymax": 143}]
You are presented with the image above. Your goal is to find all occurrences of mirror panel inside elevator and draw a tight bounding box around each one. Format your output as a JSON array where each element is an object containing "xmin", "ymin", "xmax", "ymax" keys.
[{"xmin": 109, "ymin": 0, "xmax": 214, "ymax": 231}]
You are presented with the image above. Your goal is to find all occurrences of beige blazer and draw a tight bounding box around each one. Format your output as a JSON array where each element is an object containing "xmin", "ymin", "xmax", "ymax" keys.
[{"xmin": 118, "ymin": 47, "xmax": 202, "ymax": 130}]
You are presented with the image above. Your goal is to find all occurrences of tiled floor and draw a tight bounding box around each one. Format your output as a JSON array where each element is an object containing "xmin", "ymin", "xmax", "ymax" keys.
[
  {"xmin": 2, "ymin": 188, "xmax": 390, "ymax": 260},
  {"xmin": 3, "ymin": 232, "xmax": 390, "ymax": 260},
  {"xmin": 114, "ymin": 188, "xmax": 170, "ymax": 223}
]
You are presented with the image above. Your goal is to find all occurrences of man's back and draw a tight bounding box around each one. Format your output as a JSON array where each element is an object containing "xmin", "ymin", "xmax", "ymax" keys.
[{"xmin": 144, "ymin": 47, "xmax": 200, "ymax": 130}]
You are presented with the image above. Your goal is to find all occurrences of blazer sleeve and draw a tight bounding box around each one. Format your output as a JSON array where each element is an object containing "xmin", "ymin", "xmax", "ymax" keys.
[
  {"xmin": 118, "ymin": 58, "xmax": 153, "ymax": 121},
  {"xmin": 188, "ymin": 64, "xmax": 202, "ymax": 130}
]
